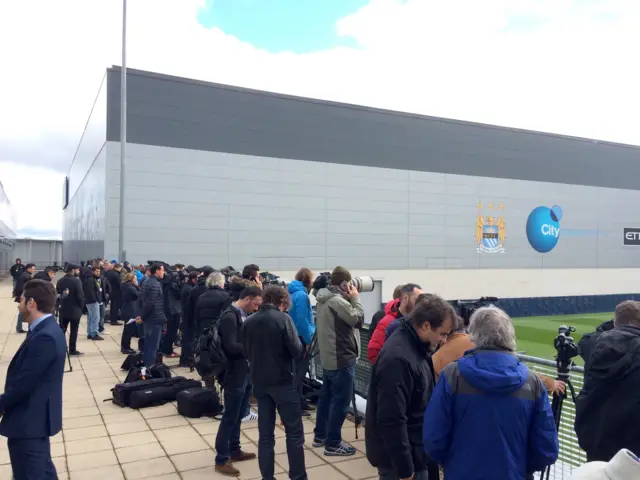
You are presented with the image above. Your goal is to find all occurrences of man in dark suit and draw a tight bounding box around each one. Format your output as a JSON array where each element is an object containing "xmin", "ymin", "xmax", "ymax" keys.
[
  {"xmin": 56, "ymin": 263, "xmax": 85, "ymax": 356},
  {"xmin": 0, "ymin": 279, "xmax": 66, "ymax": 479},
  {"xmin": 13, "ymin": 263, "xmax": 35, "ymax": 334}
]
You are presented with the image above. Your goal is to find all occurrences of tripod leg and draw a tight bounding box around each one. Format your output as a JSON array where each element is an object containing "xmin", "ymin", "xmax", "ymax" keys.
[
  {"xmin": 351, "ymin": 383, "xmax": 361, "ymax": 440},
  {"xmin": 66, "ymin": 345, "xmax": 73, "ymax": 372}
]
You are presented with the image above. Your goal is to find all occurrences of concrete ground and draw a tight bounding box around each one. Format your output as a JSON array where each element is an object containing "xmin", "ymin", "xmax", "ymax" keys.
[{"xmin": 0, "ymin": 280, "xmax": 375, "ymax": 479}]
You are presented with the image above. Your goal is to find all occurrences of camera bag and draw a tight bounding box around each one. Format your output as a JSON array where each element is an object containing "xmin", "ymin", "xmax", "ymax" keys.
[{"xmin": 177, "ymin": 387, "xmax": 223, "ymax": 418}]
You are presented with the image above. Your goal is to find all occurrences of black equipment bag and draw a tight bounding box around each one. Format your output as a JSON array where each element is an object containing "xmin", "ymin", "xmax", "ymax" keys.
[
  {"xmin": 177, "ymin": 387, "xmax": 223, "ymax": 418},
  {"xmin": 193, "ymin": 322, "xmax": 227, "ymax": 378},
  {"xmin": 129, "ymin": 385, "xmax": 176, "ymax": 409},
  {"xmin": 112, "ymin": 376, "xmax": 201, "ymax": 408},
  {"xmin": 112, "ymin": 377, "xmax": 174, "ymax": 407},
  {"xmin": 124, "ymin": 363, "xmax": 172, "ymax": 383},
  {"xmin": 120, "ymin": 352, "xmax": 163, "ymax": 371}
]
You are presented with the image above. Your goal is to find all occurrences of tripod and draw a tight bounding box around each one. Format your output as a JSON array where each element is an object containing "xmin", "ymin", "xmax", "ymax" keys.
[
  {"xmin": 542, "ymin": 364, "xmax": 577, "ymax": 480},
  {"xmin": 54, "ymin": 306, "xmax": 73, "ymax": 373}
]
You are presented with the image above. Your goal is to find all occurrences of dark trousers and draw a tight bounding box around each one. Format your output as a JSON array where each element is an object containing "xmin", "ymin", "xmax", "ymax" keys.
[
  {"xmin": 180, "ymin": 320, "xmax": 195, "ymax": 364},
  {"xmin": 314, "ymin": 364, "xmax": 355, "ymax": 447},
  {"xmin": 16, "ymin": 311, "xmax": 24, "ymax": 332},
  {"xmin": 160, "ymin": 313, "xmax": 180, "ymax": 355},
  {"xmin": 59, "ymin": 316, "xmax": 80, "ymax": 353},
  {"xmin": 143, "ymin": 323, "xmax": 163, "ymax": 366},
  {"xmin": 121, "ymin": 321, "xmax": 138, "ymax": 350},
  {"xmin": 8, "ymin": 437, "xmax": 57, "ymax": 480},
  {"xmin": 378, "ymin": 467, "xmax": 428, "ymax": 480},
  {"xmin": 255, "ymin": 384, "xmax": 307, "ymax": 480},
  {"xmin": 215, "ymin": 377, "xmax": 252, "ymax": 465},
  {"xmin": 295, "ymin": 354, "xmax": 311, "ymax": 406},
  {"xmin": 110, "ymin": 297, "xmax": 121, "ymax": 323}
]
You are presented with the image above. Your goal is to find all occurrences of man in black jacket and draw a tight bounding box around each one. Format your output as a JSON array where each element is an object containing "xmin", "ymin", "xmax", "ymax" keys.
[
  {"xmin": 575, "ymin": 300, "xmax": 640, "ymax": 462},
  {"xmin": 56, "ymin": 263, "xmax": 85, "ymax": 355},
  {"xmin": 83, "ymin": 265, "xmax": 105, "ymax": 341},
  {"xmin": 140, "ymin": 263, "xmax": 166, "ymax": 366},
  {"xmin": 365, "ymin": 294, "xmax": 454, "ymax": 480},
  {"xmin": 214, "ymin": 286, "xmax": 263, "ymax": 477},
  {"xmin": 105, "ymin": 264, "xmax": 123, "ymax": 326},
  {"xmin": 9, "ymin": 259, "xmax": 24, "ymax": 289},
  {"xmin": 13, "ymin": 263, "xmax": 35, "ymax": 333},
  {"xmin": 33, "ymin": 267, "xmax": 55, "ymax": 282},
  {"xmin": 179, "ymin": 271, "xmax": 200, "ymax": 367},
  {"xmin": 242, "ymin": 286, "xmax": 305, "ymax": 480},
  {"xmin": 160, "ymin": 268, "xmax": 184, "ymax": 358},
  {"xmin": 194, "ymin": 272, "xmax": 230, "ymax": 335}
]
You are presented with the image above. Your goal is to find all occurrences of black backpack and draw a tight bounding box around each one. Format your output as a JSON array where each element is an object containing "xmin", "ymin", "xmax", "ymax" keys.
[{"xmin": 193, "ymin": 322, "xmax": 227, "ymax": 378}]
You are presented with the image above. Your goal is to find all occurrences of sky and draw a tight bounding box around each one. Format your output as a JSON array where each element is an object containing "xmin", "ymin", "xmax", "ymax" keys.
[{"xmin": 0, "ymin": 0, "xmax": 638, "ymax": 240}]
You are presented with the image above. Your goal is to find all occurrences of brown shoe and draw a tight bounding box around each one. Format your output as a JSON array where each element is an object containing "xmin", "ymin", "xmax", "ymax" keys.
[
  {"xmin": 215, "ymin": 463, "xmax": 240, "ymax": 476},
  {"xmin": 230, "ymin": 450, "xmax": 256, "ymax": 462}
]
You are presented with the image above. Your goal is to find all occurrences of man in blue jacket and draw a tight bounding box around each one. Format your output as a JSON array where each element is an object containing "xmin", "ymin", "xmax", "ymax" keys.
[
  {"xmin": 287, "ymin": 268, "xmax": 316, "ymax": 413},
  {"xmin": 0, "ymin": 279, "xmax": 67, "ymax": 480},
  {"xmin": 423, "ymin": 307, "xmax": 558, "ymax": 480},
  {"xmin": 140, "ymin": 263, "xmax": 166, "ymax": 366}
]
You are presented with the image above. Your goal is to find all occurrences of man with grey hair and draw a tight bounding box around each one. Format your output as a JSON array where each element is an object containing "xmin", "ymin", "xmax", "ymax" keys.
[
  {"xmin": 575, "ymin": 300, "xmax": 640, "ymax": 462},
  {"xmin": 423, "ymin": 307, "xmax": 558, "ymax": 480},
  {"xmin": 194, "ymin": 271, "xmax": 230, "ymax": 335}
]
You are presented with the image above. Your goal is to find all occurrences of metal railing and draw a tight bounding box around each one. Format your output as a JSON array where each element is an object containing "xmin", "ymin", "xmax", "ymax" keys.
[{"xmin": 309, "ymin": 328, "xmax": 587, "ymax": 480}]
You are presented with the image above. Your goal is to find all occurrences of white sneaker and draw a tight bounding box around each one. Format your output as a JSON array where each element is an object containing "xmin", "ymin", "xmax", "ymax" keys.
[
  {"xmin": 242, "ymin": 409, "xmax": 258, "ymax": 422},
  {"xmin": 100, "ymin": 329, "xmax": 110, "ymax": 335}
]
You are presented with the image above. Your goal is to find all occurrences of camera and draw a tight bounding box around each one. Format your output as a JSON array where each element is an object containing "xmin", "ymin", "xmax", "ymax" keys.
[
  {"xmin": 554, "ymin": 325, "xmax": 579, "ymax": 373},
  {"xmin": 312, "ymin": 272, "xmax": 375, "ymax": 293},
  {"xmin": 260, "ymin": 271, "xmax": 288, "ymax": 287},
  {"xmin": 452, "ymin": 296, "xmax": 499, "ymax": 323}
]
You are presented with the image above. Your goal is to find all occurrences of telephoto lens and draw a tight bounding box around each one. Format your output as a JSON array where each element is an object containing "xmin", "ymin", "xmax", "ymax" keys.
[{"xmin": 350, "ymin": 276, "xmax": 375, "ymax": 293}]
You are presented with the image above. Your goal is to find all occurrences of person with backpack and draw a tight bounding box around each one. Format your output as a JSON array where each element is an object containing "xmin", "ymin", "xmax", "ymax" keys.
[
  {"xmin": 242, "ymin": 286, "xmax": 306, "ymax": 480},
  {"xmin": 214, "ymin": 286, "xmax": 263, "ymax": 477}
]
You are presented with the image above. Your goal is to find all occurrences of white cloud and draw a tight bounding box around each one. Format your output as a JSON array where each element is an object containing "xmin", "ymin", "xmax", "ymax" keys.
[{"xmin": 0, "ymin": 0, "xmax": 638, "ymax": 234}]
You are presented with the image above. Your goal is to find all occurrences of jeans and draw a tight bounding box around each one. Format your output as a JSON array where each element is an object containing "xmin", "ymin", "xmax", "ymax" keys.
[
  {"xmin": 99, "ymin": 303, "xmax": 105, "ymax": 330},
  {"xmin": 16, "ymin": 311, "xmax": 24, "ymax": 332},
  {"xmin": 378, "ymin": 467, "xmax": 428, "ymax": 480},
  {"xmin": 215, "ymin": 377, "xmax": 252, "ymax": 465},
  {"xmin": 313, "ymin": 364, "xmax": 355, "ymax": 448},
  {"xmin": 255, "ymin": 384, "xmax": 307, "ymax": 480},
  {"xmin": 160, "ymin": 313, "xmax": 180, "ymax": 355},
  {"xmin": 60, "ymin": 317, "xmax": 80, "ymax": 352},
  {"xmin": 143, "ymin": 323, "xmax": 163, "ymax": 366},
  {"xmin": 86, "ymin": 303, "xmax": 100, "ymax": 337}
]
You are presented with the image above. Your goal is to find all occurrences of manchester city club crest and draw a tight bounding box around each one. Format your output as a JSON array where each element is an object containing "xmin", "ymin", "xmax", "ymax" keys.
[{"xmin": 475, "ymin": 202, "xmax": 506, "ymax": 254}]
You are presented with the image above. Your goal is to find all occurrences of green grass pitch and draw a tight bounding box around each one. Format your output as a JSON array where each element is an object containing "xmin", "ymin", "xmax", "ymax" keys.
[{"xmin": 512, "ymin": 312, "xmax": 612, "ymax": 363}]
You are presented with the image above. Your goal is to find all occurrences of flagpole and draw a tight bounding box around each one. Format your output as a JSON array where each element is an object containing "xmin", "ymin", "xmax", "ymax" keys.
[{"xmin": 118, "ymin": 0, "xmax": 127, "ymax": 262}]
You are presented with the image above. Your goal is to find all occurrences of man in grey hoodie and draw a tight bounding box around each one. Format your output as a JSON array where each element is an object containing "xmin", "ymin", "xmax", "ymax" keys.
[{"xmin": 312, "ymin": 266, "xmax": 365, "ymax": 457}]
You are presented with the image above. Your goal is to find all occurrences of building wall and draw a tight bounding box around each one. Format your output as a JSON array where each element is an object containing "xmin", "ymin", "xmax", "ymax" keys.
[
  {"xmin": 105, "ymin": 141, "xmax": 640, "ymax": 298},
  {"xmin": 0, "ymin": 182, "xmax": 16, "ymax": 273},
  {"xmin": 62, "ymin": 74, "xmax": 107, "ymax": 263},
  {"xmin": 14, "ymin": 239, "xmax": 62, "ymax": 269}
]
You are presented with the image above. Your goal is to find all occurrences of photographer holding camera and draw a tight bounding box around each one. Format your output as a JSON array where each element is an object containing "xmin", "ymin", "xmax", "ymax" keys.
[
  {"xmin": 56, "ymin": 263, "xmax": 85, "ymax": 356},
  {"xmin": 312, "ymin": 266, "xmax": 365, "ymax": 457},
  {"xmin": 575, "ymin": 300, "xmax": 640, "ymax": 462}
]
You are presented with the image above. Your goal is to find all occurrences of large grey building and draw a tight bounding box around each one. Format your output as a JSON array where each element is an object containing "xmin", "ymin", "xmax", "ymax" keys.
[
  {"xmin": 0, "ymin": 182, "xmax": 16, "ymax": 274},
  {"xmin": 63, "ymin": 67, "xmax": 640, "ymax": 302}
]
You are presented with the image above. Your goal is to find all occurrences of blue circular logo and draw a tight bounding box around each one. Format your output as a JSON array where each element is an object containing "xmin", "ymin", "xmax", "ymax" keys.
[{"xmin": 526, "ymin": 205, "xmax": 563, "ymax": 253}]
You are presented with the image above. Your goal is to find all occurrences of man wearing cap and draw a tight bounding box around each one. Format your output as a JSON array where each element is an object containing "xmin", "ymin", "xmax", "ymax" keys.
[
  {"xmin": 312, "ymin": 266, "xmax": 365, "ymax": 457},
  {"xmin": 56, "ymin": 263, "xmax": 85, "ymax": 356}
]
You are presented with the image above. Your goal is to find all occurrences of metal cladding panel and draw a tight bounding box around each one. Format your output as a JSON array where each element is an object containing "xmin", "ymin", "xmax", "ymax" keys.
[
  {"xmin": 106, "ymin": 67, "xmax": 640, "ymax": 191},
  {"xmin": 62, "ymin": 146, "xmax": 106, "ymax": 263},
  {"xmin": 106, "ymin": 142, "xmax": 640, "ymax": 270}
]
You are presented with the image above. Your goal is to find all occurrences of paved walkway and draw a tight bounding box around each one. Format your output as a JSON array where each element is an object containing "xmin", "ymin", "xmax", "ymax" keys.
[{"xmin": 0, "ymin": 279, "xmax": 375, "ymax": 480}]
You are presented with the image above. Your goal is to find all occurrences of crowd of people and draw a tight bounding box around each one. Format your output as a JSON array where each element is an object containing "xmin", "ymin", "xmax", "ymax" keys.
[{"xmin": 6, "ymin": 257, "xmax": 640, "ymax": 480}]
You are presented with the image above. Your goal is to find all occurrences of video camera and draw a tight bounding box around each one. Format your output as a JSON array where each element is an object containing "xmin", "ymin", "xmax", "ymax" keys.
[
  {"xmin": 452, "ymin": 297, "xmax": 499, "ymax": 323},
  {"xmin": 260, "ymin": 271, "xmax": 288, "ymax": 287}
]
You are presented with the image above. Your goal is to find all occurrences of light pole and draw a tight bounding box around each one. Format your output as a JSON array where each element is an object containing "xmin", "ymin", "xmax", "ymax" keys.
[{"xmin": 118, "ymin": 0, "xmax": 127, "ymax": 262}]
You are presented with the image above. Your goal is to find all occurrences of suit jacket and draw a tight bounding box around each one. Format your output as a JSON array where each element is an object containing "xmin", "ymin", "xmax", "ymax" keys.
[
  {"xmin": 57, "ymin": 274, "xmax": 85, "ymax": 319},
  {"xmin": 0, "ymin": 315, "xmax": 66, "ymax": 439}
]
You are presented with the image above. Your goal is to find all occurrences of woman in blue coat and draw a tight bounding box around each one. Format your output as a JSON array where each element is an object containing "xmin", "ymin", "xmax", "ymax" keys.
[{"xmin": 287, "ymin": 268, "xmax": 315, "ymax": 348}]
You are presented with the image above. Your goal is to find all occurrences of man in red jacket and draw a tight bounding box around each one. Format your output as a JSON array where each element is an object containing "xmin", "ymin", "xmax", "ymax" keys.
[{"xmin": 367, "ymin": 283, "xmax": 423, "ymax": 364}]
